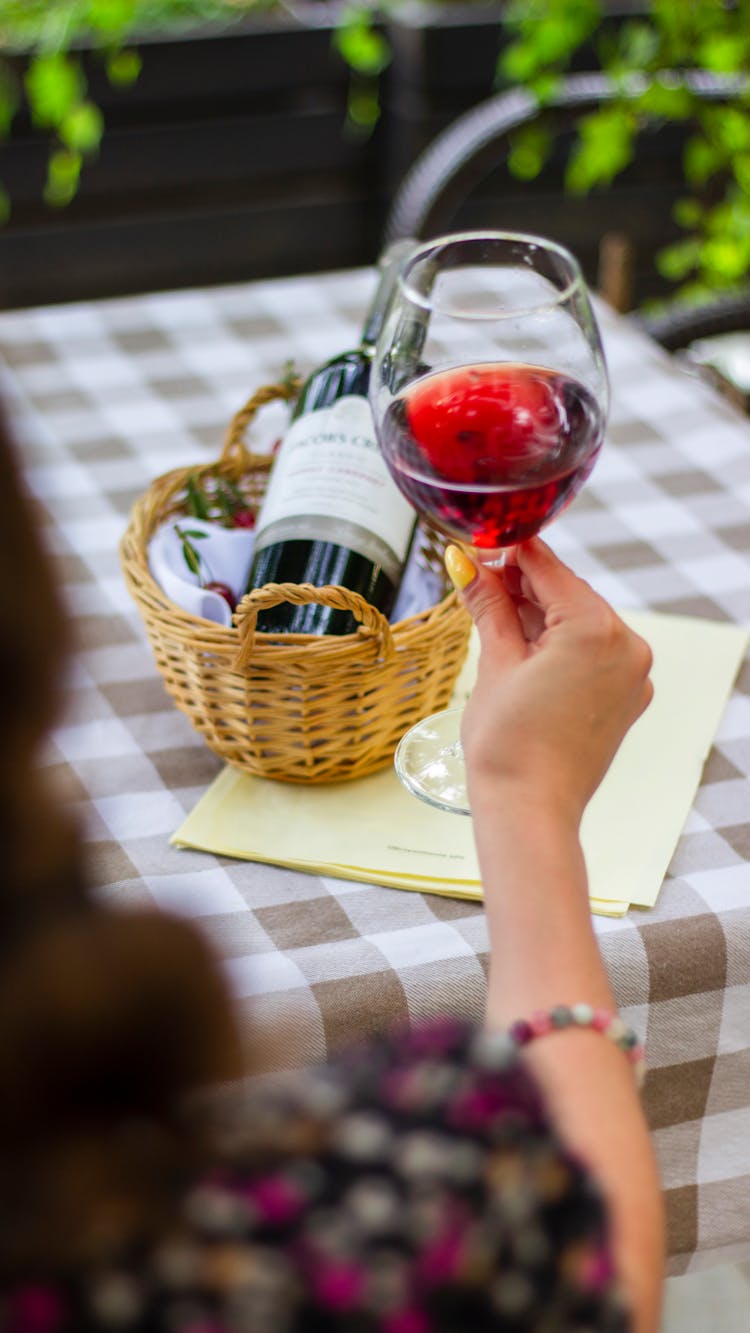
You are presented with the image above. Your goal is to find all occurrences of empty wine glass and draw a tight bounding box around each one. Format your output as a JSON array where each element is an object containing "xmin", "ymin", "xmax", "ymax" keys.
[{"xmin": 369, "ymin": 230, "xmax": 609, "ymax": 814}]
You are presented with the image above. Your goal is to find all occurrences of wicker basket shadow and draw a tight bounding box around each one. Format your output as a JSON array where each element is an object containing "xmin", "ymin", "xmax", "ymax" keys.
[{"xmin": 119, "ymin": 382, "xmax": 473, "ymax": 784}]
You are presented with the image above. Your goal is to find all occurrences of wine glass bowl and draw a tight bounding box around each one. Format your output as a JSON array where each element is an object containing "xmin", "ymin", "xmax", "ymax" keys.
[
  {"xmin": 368, "ymin": 230, "xmax": 609, "ymax": 812},
  {"xmin": 371, "ymin": 231, "xmax": 608, "ymax": 565}
]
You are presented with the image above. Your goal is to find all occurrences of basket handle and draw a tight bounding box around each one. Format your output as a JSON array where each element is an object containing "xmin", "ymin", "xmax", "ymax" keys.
[
  {"xmin": 219, "ymin": 378, "xmax": 301, "ymax": 471},
  {"xmin": 233, "ymin": 582, "xmax": 396, "ymax": 669}
]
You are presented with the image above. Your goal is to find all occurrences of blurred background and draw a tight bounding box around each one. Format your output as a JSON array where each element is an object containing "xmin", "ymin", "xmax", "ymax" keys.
[
  {"xmin": 1, "ymin": 6, "xmax": 750, "ymax": 1325},
  {"xmin": 0, "ymin": 0, "xmax": 748, "ymax": 312}
]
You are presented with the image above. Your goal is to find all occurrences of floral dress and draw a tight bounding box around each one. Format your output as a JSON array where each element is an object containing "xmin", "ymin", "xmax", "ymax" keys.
[{"xmin": 2, "ymin": 1018, "xmax": 629, "ymax": 1332}]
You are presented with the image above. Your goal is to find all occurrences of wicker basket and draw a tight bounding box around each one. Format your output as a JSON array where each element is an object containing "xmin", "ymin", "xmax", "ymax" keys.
[{"xmin": 120, "ymin": 381, "xmax": 473, "ymax": 784}]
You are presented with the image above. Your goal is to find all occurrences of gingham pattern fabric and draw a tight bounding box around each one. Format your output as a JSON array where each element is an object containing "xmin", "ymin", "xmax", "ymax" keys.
[{"xmin": 2, "ymin": 270, "xmax": 750, "ymax": 1278}]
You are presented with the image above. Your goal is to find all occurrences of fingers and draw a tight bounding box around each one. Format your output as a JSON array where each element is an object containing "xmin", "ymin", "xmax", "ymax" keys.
[
  {"xmin": 444, "ymin": 541, "xmax": 655, "ymax": 715},
  {"xmin": 516, "ymin": 598, "xmax": 547, "ymax": 642},
  {"xmin": 514, "ymin": 537, "xmax": 593, "ymax": 612},
  {"xmin": 502, "ymin": 549, "xmax": 546, "ymax": 641},
  {"xmin": 444, "ymin": 539, "xmax": 587, "ymax": 653},
  {"xmin": 444, "ymin": 545, "xmax": 526, "ymax": 658}
]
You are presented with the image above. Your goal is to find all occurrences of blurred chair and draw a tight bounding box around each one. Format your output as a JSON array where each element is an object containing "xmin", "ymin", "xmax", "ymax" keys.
[
  {"xmin": 641, "ymin": 289, "xmax": 750, "ymax": 413},
  {"xmin": 639, "ymin": 289, "xmax": 750, "ymax": 350},
  {"xmin": 383, "ymin": 70, "xmax": 746, "ymax": 314}
]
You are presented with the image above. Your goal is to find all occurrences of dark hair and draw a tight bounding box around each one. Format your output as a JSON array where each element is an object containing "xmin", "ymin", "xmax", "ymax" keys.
[{"xmin": 0, "ymin": 407, "xmax": 241, "ymax": 1276}]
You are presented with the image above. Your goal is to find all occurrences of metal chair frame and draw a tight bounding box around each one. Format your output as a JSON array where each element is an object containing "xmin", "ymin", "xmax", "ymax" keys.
[
  {"xmin": 384, "ymin": 70, "xmax": 744, "ymax": 241},
  {"xmin": 383, "ymin": 69, "xmax": 747, "ymax": 327},
  {"xmin": 638, "ymin": 289, "xmax": 750, "ymax": 350}
]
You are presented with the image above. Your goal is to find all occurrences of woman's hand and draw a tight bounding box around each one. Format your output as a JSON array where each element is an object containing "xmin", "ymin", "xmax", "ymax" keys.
[{"xmin": 445, "ymin": 538, "xmax": 654, "ymax": 827}]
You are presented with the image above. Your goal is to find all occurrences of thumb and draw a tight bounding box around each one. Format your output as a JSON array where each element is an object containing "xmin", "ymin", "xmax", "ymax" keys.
[{"xmin": 444, "ymin": 545, "xmax": 526, "ymax": 657}]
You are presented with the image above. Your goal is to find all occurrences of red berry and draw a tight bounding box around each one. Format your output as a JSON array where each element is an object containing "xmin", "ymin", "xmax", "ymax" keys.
[
  {"xmin": 232, "ymin": 508, "xmax": 256, "ymax": 529},
  {"xmin": 204, "ymin": 580, "xmax": 236, "ymax": 610}
]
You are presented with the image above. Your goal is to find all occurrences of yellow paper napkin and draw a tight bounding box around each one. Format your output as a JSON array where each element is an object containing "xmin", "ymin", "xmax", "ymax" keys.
[{"xmin": 173, "ymin": 611, "xmax": 748, "ymax": 916}]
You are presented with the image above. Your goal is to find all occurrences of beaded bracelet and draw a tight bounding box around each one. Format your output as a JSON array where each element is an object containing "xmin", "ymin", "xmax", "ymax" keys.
[{"xmin": 509, "ymin": 1003, "xmax": 646, "ymax": 1089}]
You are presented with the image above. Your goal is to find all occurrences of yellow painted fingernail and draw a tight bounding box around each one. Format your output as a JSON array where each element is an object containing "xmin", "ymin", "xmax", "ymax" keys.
[{"xmin": 445, "ymin": 544, "xmax": 477, "ymax": 591}]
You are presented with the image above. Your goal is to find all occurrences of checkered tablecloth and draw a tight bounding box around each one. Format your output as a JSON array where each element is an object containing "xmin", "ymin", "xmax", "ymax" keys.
[{"xmin": 3, "ymin": 269, "xmax": 750, "ymax": 1276}]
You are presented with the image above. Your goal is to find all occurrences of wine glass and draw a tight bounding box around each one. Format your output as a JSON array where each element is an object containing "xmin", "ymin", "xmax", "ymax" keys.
[{"xmin": 369, "ymin": 230, "xmax": 609, "ymax": 814}]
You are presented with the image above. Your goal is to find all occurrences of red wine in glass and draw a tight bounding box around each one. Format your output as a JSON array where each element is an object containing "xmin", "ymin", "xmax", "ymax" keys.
[
  {"xmin": 368, "ymin": 230, "xmax": 609, "ymax": 813},
  {"xmin": 381, "ymin": 361, "xmax": 604, "ymax": 551}
]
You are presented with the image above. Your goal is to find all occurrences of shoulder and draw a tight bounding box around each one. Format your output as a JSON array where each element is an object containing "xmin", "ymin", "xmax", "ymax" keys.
[
  {"xmin": 11, "ymin": 1020, "xmax": 630, "ymax": 1331},
  {"xmin": 206, "ymin": 1016, "xmax": 547, "ymax": 1161},
  {"xmin": 172, "ymin": 1018, "xmax": 629, "ymax": 1328}
]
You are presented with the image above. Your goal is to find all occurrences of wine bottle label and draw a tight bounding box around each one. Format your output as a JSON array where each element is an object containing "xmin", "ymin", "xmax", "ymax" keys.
[{"xmin": 253, "ymin": 396, "xmax": 415, "ymax": 582}]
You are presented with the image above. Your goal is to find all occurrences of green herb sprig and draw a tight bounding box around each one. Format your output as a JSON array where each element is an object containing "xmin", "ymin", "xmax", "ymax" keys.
[{"xmin": 174, "ymin": 523, "xmax": 209, "ymax": 578}]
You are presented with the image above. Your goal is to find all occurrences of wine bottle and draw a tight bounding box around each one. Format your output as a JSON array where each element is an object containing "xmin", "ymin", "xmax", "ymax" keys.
[{"xmin": 245, "ymin": 240, "xmax": 418, "ymax": 635}]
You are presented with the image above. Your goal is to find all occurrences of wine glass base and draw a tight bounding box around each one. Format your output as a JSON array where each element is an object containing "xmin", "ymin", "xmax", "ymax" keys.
[{"xmin": 394, "ymin": 707, "xmax": 472, "ymax": 816}]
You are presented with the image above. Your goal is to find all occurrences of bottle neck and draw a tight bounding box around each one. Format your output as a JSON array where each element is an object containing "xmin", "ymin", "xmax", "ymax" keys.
[{"xmin": 359, "ymin": 238, "xmax": 416, "ymax": 353}]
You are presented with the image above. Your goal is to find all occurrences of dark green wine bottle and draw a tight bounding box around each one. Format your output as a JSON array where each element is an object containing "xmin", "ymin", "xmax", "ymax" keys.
[{"xmin": 245, "ymin": 241, "xmax": 417, "ymax": 635}]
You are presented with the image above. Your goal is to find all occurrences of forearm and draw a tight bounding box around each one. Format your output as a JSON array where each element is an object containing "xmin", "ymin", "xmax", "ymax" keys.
[
  {"xmin": 471, "ymin": 781, "xmax": 665, "ymax": 1333},
  {"xmin": 473, "ymin": 785, "xmax": 612, "ymax": 1024}
]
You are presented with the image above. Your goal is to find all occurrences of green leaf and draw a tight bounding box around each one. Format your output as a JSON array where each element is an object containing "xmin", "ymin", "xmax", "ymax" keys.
[
  {"xmin": 651, "ymin": 0, "xmax": 703, "ymax": 59},
  {"xmin": 174, "ymin": 524, "xmax": 204, "ymax": 578},
  {"xmin": 0, "ymin": 184, "xmax": 11, "ymax": 225},
  {"xmin": 656, "ymin": 237, "xmax": 702, "ymax": 281},
  {"xmin": 214, "ymin": 482, "xmax": 235, "ymax": 522},
  {"xmin": 701, "ymin": 235, "xmax": 748, "ymax": 281},
  {"xmin": 708, "ymin": 188, "xmax": 750, "ymax": 237},
  {"xmin": 508, "ymin": 124, "xmax": 550, "ymax": 180},
  {"xmin": 86, "ymin": 0, "xmax": 138, "ymax": 39},
  {"xmin": 683, "ymin": 134, "xmax": 722, "ymax": 186},
  {"xmin": 528, "ymin": 73, "xmax": 560, "ymax": 105},
  {"xmin": 714, "ymin": 107, "xmax": 750, "ymax": 155},
  {"xmin": 615, "ymin": 20, "xmax": 661, "ymax": 71},
  {"xmin": 635, "ymin": 79, "xmax": 694, "ymax": 122},
  {"xmin": 25, "ymin": 52, "xmax": 84, "ymax": 129},
  {"xmin": 673, "ymin": 196, "xmax": 703, "ymax": 229},
  {"xmin": 677, "ymin": 280, "xmax": 719, "ymax": 304},
  {"xmin": 59, "ymin": 99, "xmax": 103, "ymax": 153},
  {"xmin": 181, "ymin": 544, "xmax": 202, "ymax": 578},
  {"xmin": 697, "ymin": 32, "xmax": 749, "ymax": 74},
  {"xmin": 334, "ymin": 17, "xmax": 390, "ymax": 77},
  {"xmin": 565, "ymin": 105, "xmax": 635, "ymax": 192},
  {"xmin": 732, "ymin": 152, "xmax": 750, "ymax": 193},
  {"xmin": 533, "ymin": 8, "xmax": 598, "ymax": 64},
  {"xmin": 105, "ymin": 48, "xmax": 142, "ymax": 87},
  {"xmin": 346, "ymin": 81, "xmax": 380, "ymax": 131},
  {"xmin": 186, "ymin": 474, "xmax": 210, "ymax": 520},
  {"xmin": 500, "ymin": 41, "xmax": 543, "ymax": 85},
  {"xmin": 44, "ymin": 147, "xmax": 81, "ymax": 207}
]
